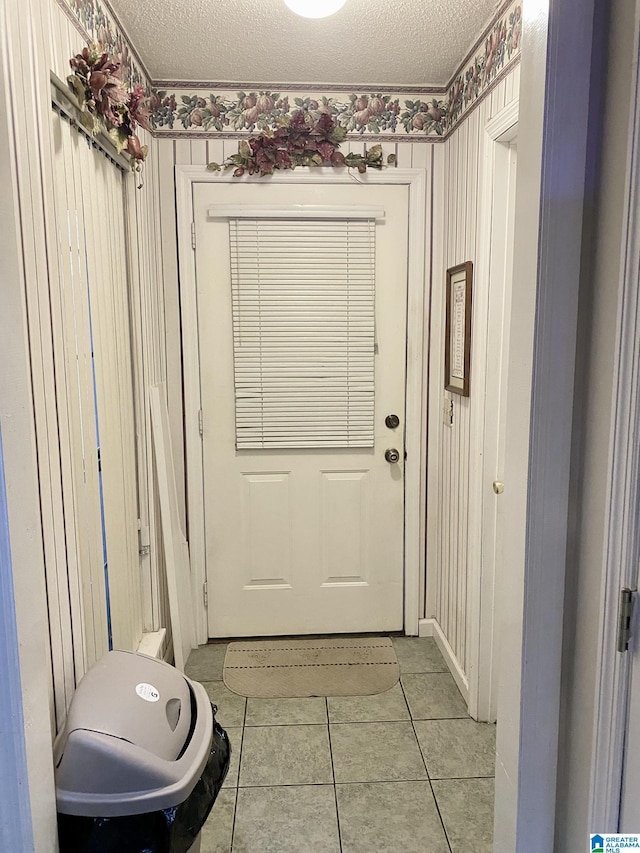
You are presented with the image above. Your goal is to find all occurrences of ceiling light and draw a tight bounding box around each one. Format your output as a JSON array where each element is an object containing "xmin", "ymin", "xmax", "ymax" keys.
[{"xmin": 284, "ymin": 0, "xmax": 347, "ymax": 19}]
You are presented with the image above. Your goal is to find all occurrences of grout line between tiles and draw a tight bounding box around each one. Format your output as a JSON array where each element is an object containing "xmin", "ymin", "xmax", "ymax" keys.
[
  {"xmin": 430, "ymin": 774, "xmax": 496, "ymax": 781},
  {"xmin": 325, "ymin": 696, "xmax": 344, "ymax": 853},
  {"xmin": 243, "ymin": 720, "xmax": 328, "ymax": 727},
  {"xmin": 408, "ymin": 715, "xmax": 473, "ymax": 721},
  {"xmin": 237, "ymin": 781, "xmax": 344, "ymax": 788},
  {"xmin": 399, "ymin": 678, "xmax": 453, "ymax": 853},
  {"xmin": 228, "ymin": 694, "xmax": 248, "ymax": 851}
]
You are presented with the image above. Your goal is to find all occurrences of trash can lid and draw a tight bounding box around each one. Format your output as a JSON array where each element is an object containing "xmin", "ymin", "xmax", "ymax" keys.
[
  {"xmin": 58, "ymin": 651, "xmax": 192, "ymax": 761},
  {"xmin": 54, "ymin": 651, "xmax": 214, "ymax": 816}
]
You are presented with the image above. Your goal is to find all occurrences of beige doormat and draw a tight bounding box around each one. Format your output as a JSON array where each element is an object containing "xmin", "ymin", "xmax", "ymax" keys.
[{"xmin": 223, "ymin": 637, "xmax": 399, "ymax": 698}]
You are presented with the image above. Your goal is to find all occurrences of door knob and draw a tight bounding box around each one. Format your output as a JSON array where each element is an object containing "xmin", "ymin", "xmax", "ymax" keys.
[
  {"xmin": 385, "ymin": 448, "xmax": 400, "ymax": 464},
  {"xmin": 385, "ymin": 414, "xmax": 400, "ymax": 429}
]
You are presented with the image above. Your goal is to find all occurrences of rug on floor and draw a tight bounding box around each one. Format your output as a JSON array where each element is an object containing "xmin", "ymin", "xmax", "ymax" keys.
[{"xmin": 223, "ymin": 637, "xmax": 400, "ymax": 698}]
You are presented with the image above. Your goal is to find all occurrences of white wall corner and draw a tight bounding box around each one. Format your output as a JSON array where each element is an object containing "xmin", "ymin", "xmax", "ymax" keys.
[{"xmin": 419, "ymin": 618, "xmax": 470, "ymax": 704}]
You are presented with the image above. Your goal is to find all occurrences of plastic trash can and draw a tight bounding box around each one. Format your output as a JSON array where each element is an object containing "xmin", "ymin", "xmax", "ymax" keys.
[{"xmin": 54, "ymin": 650, "xmax": 230, "ymax": 853}]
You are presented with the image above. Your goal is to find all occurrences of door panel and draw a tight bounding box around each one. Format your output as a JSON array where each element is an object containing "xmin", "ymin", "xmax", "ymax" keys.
[
  {"xmin": 320, "ymin": 470, "xmax": 369, "ymax": 584},
  {"xmin": 194, "ymin": 182, "xmax": 408, "ymax": 637},
  {"xmin": 242, "ymin": 472, "xmax": 291, "ymax": 588}
]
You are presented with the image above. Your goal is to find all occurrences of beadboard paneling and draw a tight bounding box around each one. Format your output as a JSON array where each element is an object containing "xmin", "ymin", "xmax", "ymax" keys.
[
  {"xmin": 428, "ymin": 69, "xmax": 519, "ymax": 681},
  {"xmin": 3, "ymin": 0, "xmax": 170, "ymax": 735}
]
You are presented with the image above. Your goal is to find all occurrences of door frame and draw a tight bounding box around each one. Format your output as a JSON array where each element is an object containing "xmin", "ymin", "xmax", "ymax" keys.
[
  {"xmin": 467, "ymin": 99, "xmax": 519, "ymax": 723},
  {"xmin": 588, "ymin": 1, "xmax": 640, "ymax": 827},
  {"xmin": 494, "ymin": 0, "xmax": 603, "ymax": 846},
  {"xmin": 175, "ymin": 165, "xmax": 429, "ymax": 644}
]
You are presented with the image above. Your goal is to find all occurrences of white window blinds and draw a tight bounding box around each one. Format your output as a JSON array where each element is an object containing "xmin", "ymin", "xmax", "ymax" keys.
[{"xmin": 227, "ymin": 211, "xmax": 378, "ymax": 450}]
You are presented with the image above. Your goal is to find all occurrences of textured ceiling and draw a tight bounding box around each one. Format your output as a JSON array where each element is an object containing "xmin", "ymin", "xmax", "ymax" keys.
[{"xmin": 110, "ymin": 0, "xmax": 499, "ymax": 86}]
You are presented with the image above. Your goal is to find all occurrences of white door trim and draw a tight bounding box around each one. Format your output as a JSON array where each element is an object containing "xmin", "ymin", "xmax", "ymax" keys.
[
  {"xmin": 176, "ymin": 165, "xmax": 428, "ymax": 643},
  {"xmin": 467, "ymin": 100, "xmax": 518, "ymax": 722},
  {"xmin": 494, "ymin": 0, "xmax": 600, "ymax": 847},
  {"xmin": 589, "ymin": 1, "xmax": 640, "ymax": 828}
]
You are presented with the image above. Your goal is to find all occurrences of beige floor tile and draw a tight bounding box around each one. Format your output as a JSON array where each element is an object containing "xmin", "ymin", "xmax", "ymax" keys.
[
  {"xmin": 203, "ymin": 682, "xmax": 246, "ymax": 728},
  {"xmin": 330, "ymin": 721, "xmax": 427, "ymax": 783},
  {"xmin": 414, "ymin": 718, "xmax": 496, "ymax": 778},
  {"xmin": 327, "ymin": 683, "xmax": 410, "ymax": 723},
  {"xmin": 402, "ymin": 673, "xmax": 468, "ymax": 720},
  {"xmin": 245, "ymin": 696, "xmax": 327, "ymax": 726},
  {"xmin": 336, "ymin": 781, "xmax": 448, "ymax": 853},
  {"xmin": 222, "ymin": 727, "xmax": 242, "ymax": 788},
  {"xmin": 239, "ymin": 724, "xmax": 333, "ymax": 787},
  {"xmin": 432, "ymin": 778, "xmax": 495, "ymax": 853},
  {"xmin": 199, "ymin": 788, "xmax": 236, "ymax": 853},
  {"xmin": 233, "ymin": 785, "xmax": 340, "ymax": 853},
  {"xmin": 391, "ymin": 637, "xmax": 449, "ymax": 674},
  {"xmin": 186, "ymin": 643, "xmax": 228, "ymax": 682}
]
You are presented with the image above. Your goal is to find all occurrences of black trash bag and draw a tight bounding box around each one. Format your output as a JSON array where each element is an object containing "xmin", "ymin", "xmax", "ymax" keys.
[{"xmin": 57, "ymin": 709, "xmax": 231, "ymax": 853}]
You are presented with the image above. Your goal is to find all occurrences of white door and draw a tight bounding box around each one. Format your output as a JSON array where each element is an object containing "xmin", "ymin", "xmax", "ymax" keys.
[{"xmin": 193, "ymin": 181, "xmax": 409, "ymax": 637}]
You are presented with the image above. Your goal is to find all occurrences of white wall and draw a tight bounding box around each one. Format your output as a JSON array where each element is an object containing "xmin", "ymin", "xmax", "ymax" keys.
[
  {"xmin": 0, "ymin": 5, "xmax": 59, "ymax": 843},
  {"xmin": 427, "ymin": 64, "xmax": 520, "ymax": 678},
  {"xmin": 47, "ymin": 0, "xmax": 172, "ymax": 653},
  {"xmin": 1, "ymin": 0, "xmax": 169, "ymax": 844}
]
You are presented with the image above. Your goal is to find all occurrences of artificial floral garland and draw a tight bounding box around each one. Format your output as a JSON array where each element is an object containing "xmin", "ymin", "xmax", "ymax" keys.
[
  {"xmin": 207, "ymin": 111, "xmax": 395, "ymax": 177},
  {"xmin": 67, "ymin": 42, "xmax": 151, "ymax": 173},
  {"xmin": 66, "ymin": 48, "xmax": 393, "ymax": 179}
]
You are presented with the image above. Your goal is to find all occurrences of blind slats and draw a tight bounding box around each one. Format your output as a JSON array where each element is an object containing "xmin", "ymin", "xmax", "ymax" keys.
[{"xmin": 230, "ymin": 217, "xmax": 377, "ymax": 450}]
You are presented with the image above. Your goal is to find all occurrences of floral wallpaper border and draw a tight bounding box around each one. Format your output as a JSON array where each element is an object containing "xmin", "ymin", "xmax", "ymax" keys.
[
  {"xmin": 56, "ymin": 0, "xmax": 521, "ymax": 141},
  {"xmin": 56, "ymin": 0, "xmax": 149, "ymax": 88},
  {"xmin": 447, "ymin": 0, "xmax": 522, "ymax": 126},
  {"xmin": 149, "ymin": 90, "xmax": 451, "ymax": 138}
]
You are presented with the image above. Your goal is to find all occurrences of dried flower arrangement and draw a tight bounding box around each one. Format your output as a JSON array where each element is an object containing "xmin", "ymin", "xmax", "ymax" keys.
[
  {"xmin": 207, "ymin": 111, "xmax": 395, "ymax": 177},
  {"xmin": 67, "ymin": 42, "xmax": 151, "ymax": 173}
]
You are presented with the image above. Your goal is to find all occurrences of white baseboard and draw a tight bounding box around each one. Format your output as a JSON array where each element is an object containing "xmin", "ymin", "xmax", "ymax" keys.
[
  {"xmin": 137, "ymin": 628, "xmax": 167, "ymax": 659},
  {"xmin": 418, "ymin": 618, "xmax": 469, "ymax": 704},
  {"xmin": 417, "ymin": 618, "xmax": 435, "ymax": 637}
]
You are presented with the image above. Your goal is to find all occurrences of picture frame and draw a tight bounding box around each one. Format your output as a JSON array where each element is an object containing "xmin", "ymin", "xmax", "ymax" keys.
[{"xmin": 444, "ymin": 261, "xmax": 473, "ymax": 397}]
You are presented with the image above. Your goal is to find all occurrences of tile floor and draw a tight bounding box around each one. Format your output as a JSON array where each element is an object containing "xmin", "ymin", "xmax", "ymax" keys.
[{"xmin": 186, "ymin": 637, "xmax": 495, "ymax": 853}]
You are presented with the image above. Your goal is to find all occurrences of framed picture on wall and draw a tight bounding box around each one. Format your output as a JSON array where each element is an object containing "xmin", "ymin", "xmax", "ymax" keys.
[{"xmin": 444, "ymin": 261, "xmax": 473, "ymax": 397}]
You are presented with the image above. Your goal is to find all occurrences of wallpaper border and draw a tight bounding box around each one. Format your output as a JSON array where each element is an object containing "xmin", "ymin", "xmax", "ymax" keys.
[
  {"xmin": 55, "ymin": 0, "xmax": 150, "ymax": 86},
  {"xmin": 54, "ymin": 0, "xmax": 521, "ymax": 141}
]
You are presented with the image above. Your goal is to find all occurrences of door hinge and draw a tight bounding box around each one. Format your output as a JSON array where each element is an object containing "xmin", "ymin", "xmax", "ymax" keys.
[
  {"xmin": 203, "ymin": 581, "xmax": 208, "ymax": 608},
  {"xmin": 137, "ymin": 519, "xmax": 150, "ymax": 556},
  {"xmin": 198, "ymin": 409, "xmax": 204, "ymax": 437},
  {"xmin": 191, "ymin": 222, "xmax": 196, "ymax": 250},
  {"xmin": 617, "ymin": 588, "xmax": 636, "ymax": 653}
]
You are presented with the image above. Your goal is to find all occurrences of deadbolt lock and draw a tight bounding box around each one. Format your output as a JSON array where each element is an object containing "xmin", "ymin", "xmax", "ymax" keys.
[{"xmin": 385, "ymin": 414, "xmax": 400, "ymax": 429}]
